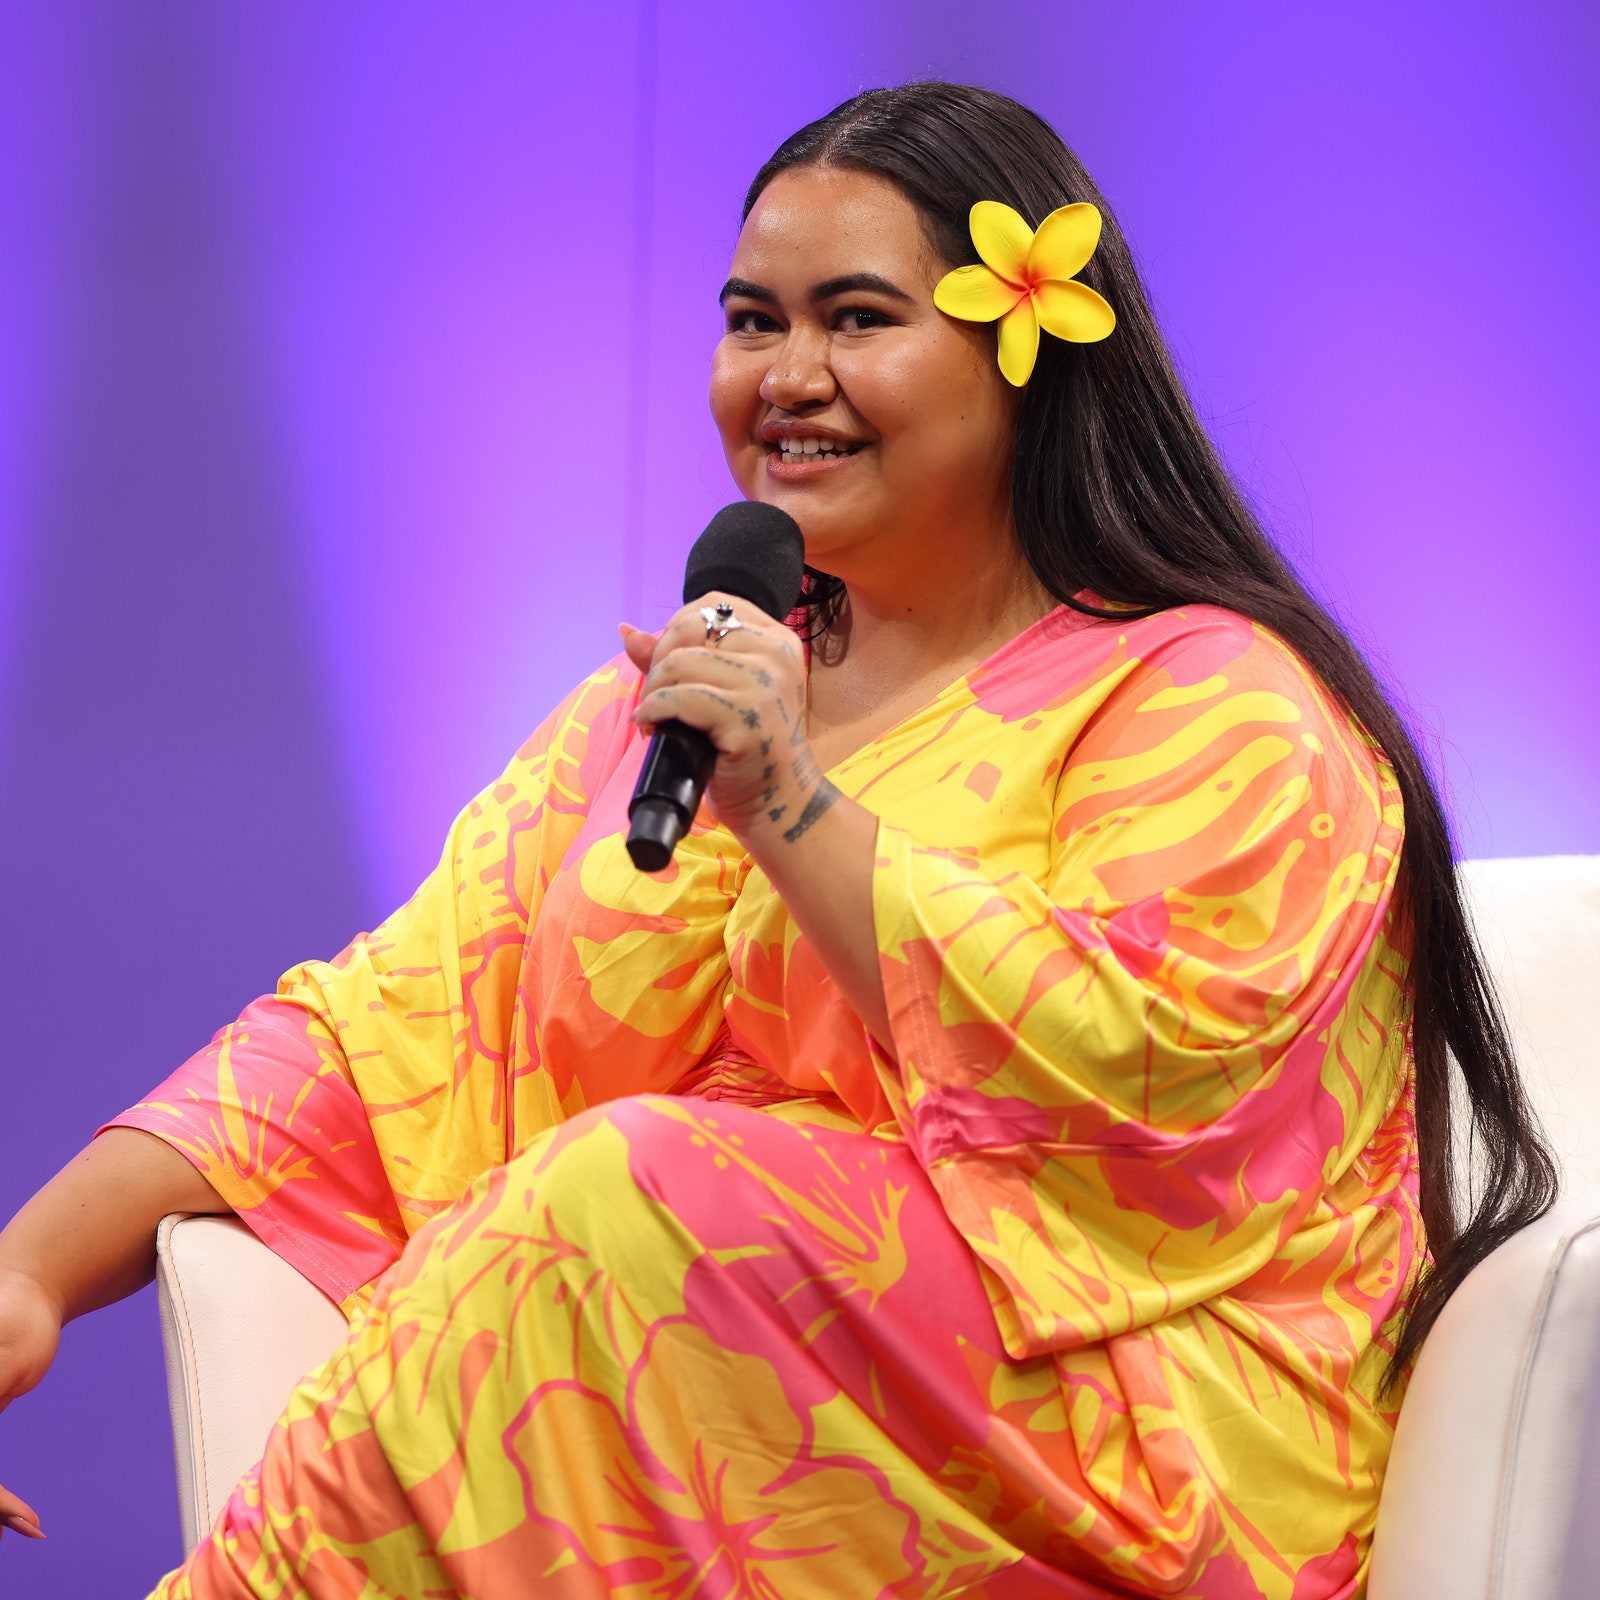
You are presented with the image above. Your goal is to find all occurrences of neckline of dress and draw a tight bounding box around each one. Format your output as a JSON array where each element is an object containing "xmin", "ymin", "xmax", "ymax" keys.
[{"xmin": 805, "ymin": 599, "xmax": 1089, "ymax": 781}]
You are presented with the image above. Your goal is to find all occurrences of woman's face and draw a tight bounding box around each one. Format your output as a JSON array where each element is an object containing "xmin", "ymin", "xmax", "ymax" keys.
[{"xmin": 710, "ymin": 167, "xmax": 1019, "ymax": 589}]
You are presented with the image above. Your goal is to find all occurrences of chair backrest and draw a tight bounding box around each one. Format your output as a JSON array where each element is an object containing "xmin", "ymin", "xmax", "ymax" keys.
[
  {"xmin": 1456, "ymin": 854, "xmax": 1600, "ymax": 1191},
  {"xmin": 1369, "ymin": 854, "xmax": 1600, "ymax": 1600}
]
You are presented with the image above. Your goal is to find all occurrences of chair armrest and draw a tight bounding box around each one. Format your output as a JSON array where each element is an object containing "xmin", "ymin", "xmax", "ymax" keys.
[
  {"xmin": 1369, "ymin": 1185, "xmax": 1600, "ymax": 1599},
  {"xmin": 155, "ymin": 1214, "xmax": 349, "ymax": 1554}
]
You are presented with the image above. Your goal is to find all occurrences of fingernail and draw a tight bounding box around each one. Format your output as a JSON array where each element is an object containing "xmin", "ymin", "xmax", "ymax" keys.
[{"xmin": 2, "ymin": 1514, "xmax": 46, "ymax": 1539}]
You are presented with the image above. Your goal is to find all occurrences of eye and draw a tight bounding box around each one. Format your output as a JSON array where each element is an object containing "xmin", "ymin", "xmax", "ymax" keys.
[
  {"xmin": 835, "ymin": 305, "xmax": 894, "ymax": 333},
  {"xmin": 726, "ymin": 308, "xmax": 782, "ymax": 336}
]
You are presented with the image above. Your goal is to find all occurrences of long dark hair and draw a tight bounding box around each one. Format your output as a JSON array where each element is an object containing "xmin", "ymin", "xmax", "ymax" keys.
[{"xmin": 745, "ymin": 81, "xmax": 1555, "ymax": 1383}]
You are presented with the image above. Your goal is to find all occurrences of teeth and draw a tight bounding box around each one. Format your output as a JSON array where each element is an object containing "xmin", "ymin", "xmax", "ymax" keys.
[{"xmin": 774, "ymin": 438, "xmax": 857, "ymax": 463}]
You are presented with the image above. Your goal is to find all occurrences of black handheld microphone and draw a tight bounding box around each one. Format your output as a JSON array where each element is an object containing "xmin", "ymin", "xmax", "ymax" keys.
[{"xmin": 626, "ymin": 502, "xmax": 806, "ymax": 872}]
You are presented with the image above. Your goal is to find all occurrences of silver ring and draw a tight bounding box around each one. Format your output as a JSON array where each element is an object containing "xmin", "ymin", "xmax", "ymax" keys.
[{"xmin": 700, "ymin": 601, "xmax": 745, "ymax": 648}]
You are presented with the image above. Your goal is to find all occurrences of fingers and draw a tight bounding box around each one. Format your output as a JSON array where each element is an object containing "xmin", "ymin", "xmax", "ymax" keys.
[
  {"xmin": 617, "ymin": 622, "xmax": 658, "ymax": 675},
  {"xmin": 636, "ymin": 682, "xmax": 750, "ymax": 742},
  {"xmin": 636, "ymin": 643, "xmax": 788, "ymax": 727},
  {"xmin": 653, "ymin": 592, "xmax": 793, "ymax": 665},
  {"xmin": 682, "ymin": 589, "xmax": 777, "ymax": 629},
  {"xmin": 634, "ymin": 677, "xmax": 771, "ymax": 750},
  {"xmin": 627, "ymin": 592, "xmax": 806, "ymax": 761},
  {"xmin": 645, "ymin": 645, "xmax": 776, "ymax": 695},
  {"xmin": 623, "ymin": 602, "xmax": 779, "ymax": 686},
  {"xmin": 0, "ymin": 1485, "xmax": 44, "ymax": 1540}
]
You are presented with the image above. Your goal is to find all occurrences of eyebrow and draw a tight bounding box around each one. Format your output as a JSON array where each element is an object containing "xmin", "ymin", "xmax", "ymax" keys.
[{"xmin": 717, "ymin": 271, "xmax": 915, "ymax": 307}]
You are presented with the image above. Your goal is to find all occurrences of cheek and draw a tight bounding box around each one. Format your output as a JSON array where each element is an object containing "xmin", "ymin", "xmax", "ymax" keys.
[
  {"xmin": 708, "ymin": 342, "xmax": 763, "ymax": 440},
  {"xmin": 834, "ymin": 337, "xmax": 1010, "ymax": 471}
]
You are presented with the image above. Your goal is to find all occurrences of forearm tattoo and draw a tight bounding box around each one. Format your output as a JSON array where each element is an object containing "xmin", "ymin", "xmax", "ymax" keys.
[
  {"xmin": 782, "ymin": 778, "xmax": 842, "ymax": 843},
  {"xmin": 790, "ymin": 747, "xmax": 822, "ymax": 790}
]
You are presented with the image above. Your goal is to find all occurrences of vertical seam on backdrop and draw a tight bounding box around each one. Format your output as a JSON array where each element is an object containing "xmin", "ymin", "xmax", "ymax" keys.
[{"xmin": 623, "ymin": 0, "xmax": 660, "ymax": 625}]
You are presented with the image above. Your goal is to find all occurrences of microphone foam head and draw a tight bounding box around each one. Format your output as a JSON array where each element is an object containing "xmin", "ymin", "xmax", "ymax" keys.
[{"xmin": 682, "ymin": 502, "xmax": 806, "ymax": 621}]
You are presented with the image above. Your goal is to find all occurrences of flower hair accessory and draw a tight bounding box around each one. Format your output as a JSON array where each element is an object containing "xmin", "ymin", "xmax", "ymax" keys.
[{"xmin": 933, "ymin": 200, "xmax": 1116, "ymax": 386}]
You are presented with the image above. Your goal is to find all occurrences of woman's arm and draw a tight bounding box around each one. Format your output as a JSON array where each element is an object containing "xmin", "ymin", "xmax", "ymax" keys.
[
  {"xmin": 0, "ymin": 1129, "xmax": 230, "ymax": 1541},
  {"xmin": 747, "ymin": 786, "xmax": 889, "ymax": 1046},
  {"xmin": 0, "ymin": 1128, "xmax": 231, "ymax": 1327},
  {"xmin": 624, "ymin": 608, "xmax": 892, "ymax": 1049}
]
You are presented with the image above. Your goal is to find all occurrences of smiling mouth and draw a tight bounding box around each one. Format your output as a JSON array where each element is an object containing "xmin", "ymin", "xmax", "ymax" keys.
[{"xmin": 769, "ymin": 436, "xmax": 865, "ymax": 466}]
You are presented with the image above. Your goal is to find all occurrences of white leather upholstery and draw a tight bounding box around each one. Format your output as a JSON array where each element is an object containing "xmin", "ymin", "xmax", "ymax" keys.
[
  {"xmin": 157, "ymin": 854, "xmax": 1600, "ymax": 1584},
  {"xmin": 1367, "ymin": 1187, "xmax": 1600, "ymax": 1600},
  {"xmin": 155, "ymin": 1213, "xmax": 347, "ymax": 1554},
  {"xmin": 1368, "ymin": 855, "xmax": 1600, "ymax": 1599},
  {"xmin": 1458, "ymin": 856, "xmax": 1600, "ymax": 1191}
]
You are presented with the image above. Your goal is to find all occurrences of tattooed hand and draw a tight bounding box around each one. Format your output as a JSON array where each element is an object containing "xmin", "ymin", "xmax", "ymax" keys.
[
  {"xmin": 619, "ymin": 595, "xmax": 890, "ymax": 1047},
  {"xmin": 621, "ymin": 593, "xmax": 841, "ymax": 854}
]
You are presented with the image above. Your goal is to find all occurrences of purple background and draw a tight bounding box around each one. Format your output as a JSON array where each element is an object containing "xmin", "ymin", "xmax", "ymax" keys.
[{"xmin": 1, "ymin": 2, "xmax": 1594, "ymax": 1590}]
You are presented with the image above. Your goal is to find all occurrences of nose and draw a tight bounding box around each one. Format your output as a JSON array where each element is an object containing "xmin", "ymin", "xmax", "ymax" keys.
[{"xmin": 760, "ymin": 320, "xmax": 837, "ymax": 411}]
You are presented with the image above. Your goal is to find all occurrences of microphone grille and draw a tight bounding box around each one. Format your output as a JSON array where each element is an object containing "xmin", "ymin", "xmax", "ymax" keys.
[{"xmin": 682, "ymin": 502, "xmax": 806, "ymax": 621}]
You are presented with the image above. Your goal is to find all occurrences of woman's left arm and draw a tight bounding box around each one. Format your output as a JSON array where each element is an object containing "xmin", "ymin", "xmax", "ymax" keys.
[
  {"xmin": 625, "ymin": 599, "xmax": 891, "ymax": 1046},
  {"xmin": 865, "ymin": 632, "xmax": 1414, "ymax": 1355}
]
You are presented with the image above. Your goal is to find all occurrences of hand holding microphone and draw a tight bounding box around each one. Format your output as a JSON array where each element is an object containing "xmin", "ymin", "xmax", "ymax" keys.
[
  {"xmin": 620, "ymin": 500, "xmax": 888, "ymax": 1046},
  {"xmin": 624, "ymin": 502, "xmax": 819, "ymax": 871}
]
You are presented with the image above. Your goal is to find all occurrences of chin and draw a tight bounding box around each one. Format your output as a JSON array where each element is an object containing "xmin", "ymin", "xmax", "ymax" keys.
[{"xmin": 782, "ymin": 514, "xmax": 872, "ymax": 573}]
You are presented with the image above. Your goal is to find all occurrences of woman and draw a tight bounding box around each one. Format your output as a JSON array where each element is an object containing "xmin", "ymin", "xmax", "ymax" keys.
[{"xmin": 0, "ymin": 82, "xmax": 1554, "ymax": 1598}]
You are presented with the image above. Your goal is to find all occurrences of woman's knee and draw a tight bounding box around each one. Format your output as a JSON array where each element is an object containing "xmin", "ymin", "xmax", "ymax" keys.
[
  {"xmin": 401, "ymin": 1095, "xmax": 918, "ymax": 1324},
  {"xmin": 485, "ymin": 1097, "xmax": 707, "ymax": 1294}
]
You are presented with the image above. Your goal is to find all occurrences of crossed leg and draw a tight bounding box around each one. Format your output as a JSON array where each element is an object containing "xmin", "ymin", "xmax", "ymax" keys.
[{"xmin": 146, "ymin": 1095, "xmax": 1115, "ymax": 1599}]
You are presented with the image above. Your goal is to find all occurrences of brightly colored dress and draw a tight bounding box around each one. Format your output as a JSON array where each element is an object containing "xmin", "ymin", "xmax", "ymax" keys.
[{"xmin": 116, "ymin": 602, "xmax": 1419, "ymax": 1600}]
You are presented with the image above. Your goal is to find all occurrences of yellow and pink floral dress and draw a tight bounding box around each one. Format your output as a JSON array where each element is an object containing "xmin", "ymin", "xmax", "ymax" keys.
[{"xmin": 117, "ymin": 602, "xmax": 1419, "ymax": 1599}]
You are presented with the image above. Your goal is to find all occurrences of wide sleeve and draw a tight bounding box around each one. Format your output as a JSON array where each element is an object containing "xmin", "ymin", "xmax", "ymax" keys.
[
  {"xmin": 871, "ymin": 626, "xmax": 1410, "ymax": 1359},
  {"xmin": 105, "ymin": 659, "xmax": 639, "ymax": 1306}
]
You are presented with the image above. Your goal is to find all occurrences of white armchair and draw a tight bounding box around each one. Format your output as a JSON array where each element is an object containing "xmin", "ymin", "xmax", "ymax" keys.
[
  {"xmin": 1368, "ymin": 856, "xmax": 1600, "ymax": 1598},
  {"xmin": 157, "ymin": 854, "xmax": 1600, "ymax": 1593}
]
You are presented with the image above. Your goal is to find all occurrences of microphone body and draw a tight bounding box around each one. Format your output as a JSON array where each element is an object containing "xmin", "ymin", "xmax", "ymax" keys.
[
  {"xmin": 626, "ymin": 503, "xmax": 805, "ymax": 872},
  {"xmin": 626, "ymin": 723, "xmax": 718, "ymax": 872}
]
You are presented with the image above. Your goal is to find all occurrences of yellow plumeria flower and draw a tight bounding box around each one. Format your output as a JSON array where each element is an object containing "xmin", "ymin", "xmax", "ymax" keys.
[{"xmin": 932, "ymin": 200, "xmax": 1116, "ymax": 386}]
